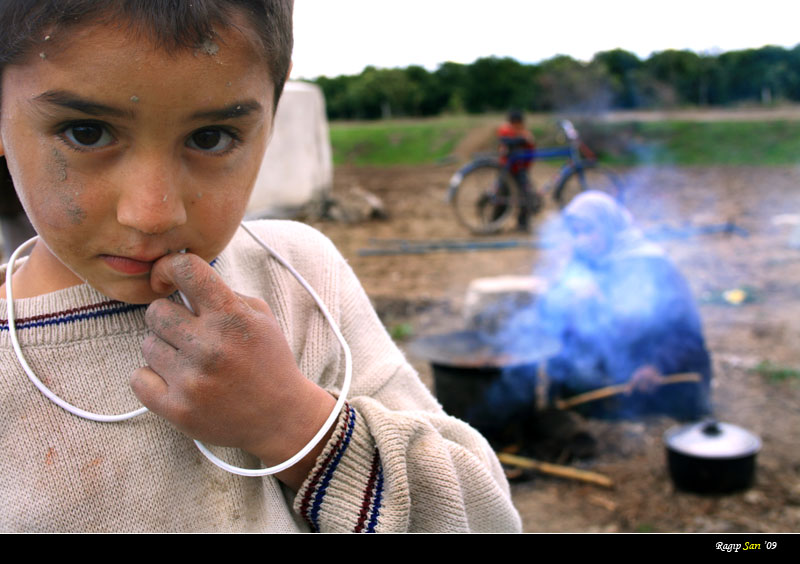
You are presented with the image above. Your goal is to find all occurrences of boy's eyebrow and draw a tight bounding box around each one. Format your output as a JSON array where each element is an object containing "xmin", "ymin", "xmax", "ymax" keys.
[
  {"xmin": 189, "ymin": 101, "xmax": 264, "ymax": 121},
  {"xmin": 33, "ymin": 91, "xmax": 263, "ymax": 122},
  {"xmin": 33, "ymin": 90, "xmax": 134, "ymax": 119}
]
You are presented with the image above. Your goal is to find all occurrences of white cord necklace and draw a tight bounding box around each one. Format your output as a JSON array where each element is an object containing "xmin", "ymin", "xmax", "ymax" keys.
[{"xmin": 4, "ymin": 223, "xmax": 352, "ymax": 477}]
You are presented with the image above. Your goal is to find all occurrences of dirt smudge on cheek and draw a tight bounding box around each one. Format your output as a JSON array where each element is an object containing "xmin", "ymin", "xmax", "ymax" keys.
[
  {"xmin": 46, "ymin": 147, "xmax": 88, "ymax": 225},
  {"xmin": 49, "ymin": 147, "xmax": 68, "ymax": 182},
  {"xmin": 62, "ymin": 196, "xmax": 88, "ymax": 225}
]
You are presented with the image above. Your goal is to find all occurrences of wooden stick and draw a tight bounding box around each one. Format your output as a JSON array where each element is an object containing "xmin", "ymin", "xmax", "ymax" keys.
[
  {"xmin": 497, "ymin": 452, "xmax": 613, "ymax": 488},
  {"xmin": 554, "ymin": 372, "xmax": 702, "ymax": 410}
]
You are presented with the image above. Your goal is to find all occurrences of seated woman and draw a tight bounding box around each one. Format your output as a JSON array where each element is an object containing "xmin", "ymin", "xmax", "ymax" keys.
[{"xmin": 539, "ymin": 191, "xmax": 712, "ymax": 420}]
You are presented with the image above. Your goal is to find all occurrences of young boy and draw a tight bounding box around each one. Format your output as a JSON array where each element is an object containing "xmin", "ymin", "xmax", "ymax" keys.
[
  {"xmin": 497, "ymin": 110, "xmax": 539, "ymax": 231},
  {"xmin": 0, "ymin": 1, "xmax": 521, "ymax": 532}
]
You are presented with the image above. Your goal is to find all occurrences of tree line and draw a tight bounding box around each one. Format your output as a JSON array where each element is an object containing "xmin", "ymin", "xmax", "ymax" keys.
[{"xmin": 310, "ymin": 46, "xmax": 800, "ymax": 120}]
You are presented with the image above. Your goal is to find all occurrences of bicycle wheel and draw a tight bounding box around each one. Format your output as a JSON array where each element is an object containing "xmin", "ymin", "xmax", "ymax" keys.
[
  {"xmin": 450, "ymin": 162, "xmax": 518, "ymax": 234},
  {"xmin": 554, "ymin": 162, "xmax": 624, "ymax": 208}
]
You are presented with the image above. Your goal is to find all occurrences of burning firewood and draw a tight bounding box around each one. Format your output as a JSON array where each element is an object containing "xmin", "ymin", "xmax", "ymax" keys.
[
  {"xmin": 553, "ymin": 372, "xmax": 703, "ymax": 410},
  {"xmin": 496, "ymin": 452, "xmax": 614, "ymax": 488}
]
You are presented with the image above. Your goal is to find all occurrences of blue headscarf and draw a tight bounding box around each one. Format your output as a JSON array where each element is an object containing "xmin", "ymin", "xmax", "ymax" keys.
[{"xmin": 563, "ymin": 191, "xmax": 663, "ymax": 266}]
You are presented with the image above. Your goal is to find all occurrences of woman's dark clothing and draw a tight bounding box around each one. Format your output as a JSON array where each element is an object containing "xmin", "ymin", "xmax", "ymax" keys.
[{"xmin": 542, "ymin": 254, "xmax": 712, "ymax": 420}]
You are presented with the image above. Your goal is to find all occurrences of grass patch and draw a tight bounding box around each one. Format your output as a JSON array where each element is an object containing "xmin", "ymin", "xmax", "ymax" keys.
[
  {"xmin": 589, "ymin": 120, "xmax": 800, "ymax": 165},
  {"xmin": 388, "ymin": 322, "xmax": 414, "ymax": 341},
  {"xmin": 330, "ymin": 117, "xmax": 474, "ymax": 166},
  {"xmin": 329, "ymin": 114, "xmax": 800, "ymax": 167},
  {"xmin": 752, "ymin": 360, "xmax": 800, "ymax": 382}
]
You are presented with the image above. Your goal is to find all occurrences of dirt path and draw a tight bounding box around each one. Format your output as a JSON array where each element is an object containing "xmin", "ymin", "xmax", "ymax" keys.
[{"xmin": 310, "ymin": 162, "xmax": 800, "ymax": 533}]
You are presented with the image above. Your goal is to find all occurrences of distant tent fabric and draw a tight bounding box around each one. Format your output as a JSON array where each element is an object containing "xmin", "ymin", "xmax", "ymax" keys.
[{"xmin": 247, "ymin": 81, "xmax": 333, "ymax": 218}]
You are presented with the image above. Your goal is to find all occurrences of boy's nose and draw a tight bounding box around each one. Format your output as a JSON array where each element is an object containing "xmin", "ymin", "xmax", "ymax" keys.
[{"xmin": 116, "ymin": 157, "xmax": 187, "ymax": 235}]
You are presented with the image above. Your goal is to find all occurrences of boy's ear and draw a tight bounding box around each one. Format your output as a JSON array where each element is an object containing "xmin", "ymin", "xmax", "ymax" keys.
[{"xmin": 285, "ymin": 61, "xmax": 293, "ymax": 83}]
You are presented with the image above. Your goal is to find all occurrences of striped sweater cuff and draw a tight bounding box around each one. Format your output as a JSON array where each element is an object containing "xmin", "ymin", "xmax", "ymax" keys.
[{"xmin": 294, "ymin": 403, "xmax": 384, "ymax": 533}]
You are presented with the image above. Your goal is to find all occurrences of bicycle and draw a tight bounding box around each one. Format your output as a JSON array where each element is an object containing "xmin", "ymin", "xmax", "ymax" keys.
[{"xmin": 447, "ymin": 120, "xmax": 624, "ymax": 234}]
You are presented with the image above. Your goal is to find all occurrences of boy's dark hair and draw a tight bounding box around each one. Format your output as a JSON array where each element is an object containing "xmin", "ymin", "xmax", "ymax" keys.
[
  {"xmin": 0, "ymin": 0, "xmax": 293, "ymax": 108},
  {"xmin": 507, "ymin": 109, "xmax": 524, "ymax": 124}
]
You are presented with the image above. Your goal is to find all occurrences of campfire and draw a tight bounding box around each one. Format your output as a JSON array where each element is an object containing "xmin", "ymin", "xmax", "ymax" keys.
[
  {"xmin": 409, "ymin": 276, "xmax": 599, "ymax": 466},
  {"xmin": 409, "ymin": 272, "xmax": 756, "ymax": 493}
]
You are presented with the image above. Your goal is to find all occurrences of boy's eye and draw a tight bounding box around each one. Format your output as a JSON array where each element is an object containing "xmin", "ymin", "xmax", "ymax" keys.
[
  {"xmin": 186, "ymin": 128, "xmax": 236, "ymax": 153},
  {"xmin": 62, "ymin": 123, "xmax": 114, "ymax": 149}
]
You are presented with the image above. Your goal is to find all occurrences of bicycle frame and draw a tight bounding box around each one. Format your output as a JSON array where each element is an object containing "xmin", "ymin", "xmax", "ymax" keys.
[
  {"xmin": 447, "ymin": 119, "xmax": 595, "ymax": 202},
  {"xmin": 447, "ymin": 120, "xmax": 621, "ymax": 233},
  {"xmin": 447, "ymin": 145, "xmax": 587, "ymax": 202}
]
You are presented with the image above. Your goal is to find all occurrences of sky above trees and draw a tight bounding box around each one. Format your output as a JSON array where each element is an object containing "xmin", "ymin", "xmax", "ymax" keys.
[{"xmin": 292, "ymin": 0, "xmax": 799, "ymax": 80}]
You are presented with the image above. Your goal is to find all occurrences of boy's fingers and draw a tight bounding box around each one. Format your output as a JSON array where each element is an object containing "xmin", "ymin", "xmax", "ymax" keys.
[
  {"xmin": 131, "ymin": 367, "xmax": 194, "ymax": 429},
  {"xmin": 150, "ymin": 253, "xmax": 234, "ymax": 315},
  {"xmin": 129, "ymin": 365, "xmax": 169, "ymax": 410},
  {"xmin": 144, "ymin": 298, "xmax": 196, "ymax": 349},
  {"xmin": 140, "ymin": 333, "xmax": 179, "ymax": 375}
]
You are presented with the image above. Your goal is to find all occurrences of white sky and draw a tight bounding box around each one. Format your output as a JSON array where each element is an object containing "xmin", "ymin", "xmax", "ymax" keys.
[{"xmin": 291, "ymin": 0, "xmax": 800, "ymax": 80}]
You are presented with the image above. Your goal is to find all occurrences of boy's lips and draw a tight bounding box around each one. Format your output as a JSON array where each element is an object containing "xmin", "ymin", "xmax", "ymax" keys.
[{"xmin": 100, "ymin": 253, "xmax": 164, "ymax": 275}]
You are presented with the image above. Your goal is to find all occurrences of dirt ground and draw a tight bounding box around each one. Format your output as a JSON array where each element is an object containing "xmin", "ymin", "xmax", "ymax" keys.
[{"xmin": 309, "ymin": 161, "xmax": 800, "ymax": 533}]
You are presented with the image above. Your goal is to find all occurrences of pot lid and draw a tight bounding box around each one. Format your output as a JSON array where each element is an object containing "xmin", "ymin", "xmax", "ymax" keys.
[{"xmin": 664, "ymin": 420, "xmax": 762, "ymax": 458}]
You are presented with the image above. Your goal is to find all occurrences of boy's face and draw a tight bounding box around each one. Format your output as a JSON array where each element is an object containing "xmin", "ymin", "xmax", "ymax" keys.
[{"xmin": 0, "ymin": 20, "xmax": 275, "ymax": 303}]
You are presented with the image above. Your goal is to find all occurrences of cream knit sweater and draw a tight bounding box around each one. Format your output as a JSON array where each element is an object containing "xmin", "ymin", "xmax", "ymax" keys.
[{"xmin": 0, "ymin": 220, "xmax": 521, "ymax": 533}]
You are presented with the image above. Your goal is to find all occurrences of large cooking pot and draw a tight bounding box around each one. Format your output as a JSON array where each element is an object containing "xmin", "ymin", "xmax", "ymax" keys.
[
  {"xmin": 408, "ymin": 330, "xmax": 560, "ymax": 439},
  {"xmin": 664, "ymin": 420, "xmax": 761, "ymax": 494}
]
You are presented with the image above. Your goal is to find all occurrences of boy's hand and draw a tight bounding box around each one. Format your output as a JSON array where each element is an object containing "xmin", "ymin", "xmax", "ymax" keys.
[{"xmin": 130, "ymin": 253, "xmax": 336, "ymax": 489}]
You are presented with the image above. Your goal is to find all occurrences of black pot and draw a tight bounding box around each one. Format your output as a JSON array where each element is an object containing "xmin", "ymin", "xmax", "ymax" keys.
[
  {"xmin": 408, "ymin": 330, "xmax": 560, "ymax": 442},
  {"xmin": 431, "ymin": 360, "xmax": 539, "ymax": 436},
  {"xmin": 664, "ymin": 420, "xmax": 761, "ymax": 494}
]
